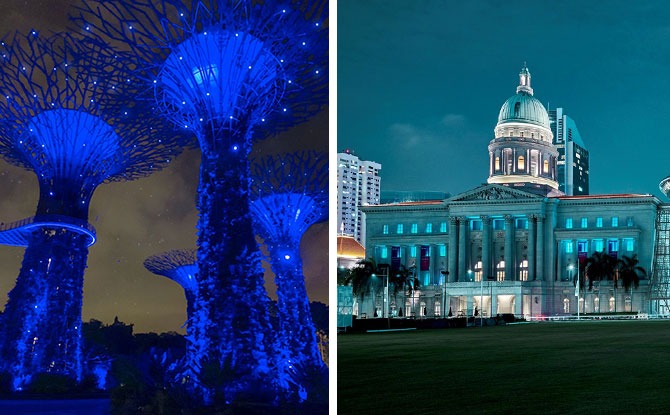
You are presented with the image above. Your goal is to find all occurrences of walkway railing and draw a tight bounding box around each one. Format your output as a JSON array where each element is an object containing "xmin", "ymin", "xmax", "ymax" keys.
[{"xmin": 0, "ymin": 214, "xmax": 96, "ymax": 247}]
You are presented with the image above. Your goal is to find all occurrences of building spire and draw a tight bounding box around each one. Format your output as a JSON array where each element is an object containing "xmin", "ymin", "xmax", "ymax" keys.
[{"xmin": 516, "ymin": 62, "xmax": 533, "ymax": 95}]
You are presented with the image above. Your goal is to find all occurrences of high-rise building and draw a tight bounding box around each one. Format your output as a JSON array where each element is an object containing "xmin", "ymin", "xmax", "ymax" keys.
[
  {"xmin": 549, "ymin": 108, "xmax": 590, "ymax": 195},
  {"xmin": 337, "ymin": 150, "xmax": 381, "ymax": 247}
]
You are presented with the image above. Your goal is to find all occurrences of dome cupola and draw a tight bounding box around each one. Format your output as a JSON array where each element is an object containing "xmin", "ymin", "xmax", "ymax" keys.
[{"xmin": 487, "ymin": 64, "xmax": 560, "ymax": 195}]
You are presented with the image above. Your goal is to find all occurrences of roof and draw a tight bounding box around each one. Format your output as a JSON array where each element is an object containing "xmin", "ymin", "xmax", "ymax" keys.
[
  {"xmin": 556, "ymin": 193, "xmax": 652, "ymax": 200},
  {"xmin": 498, "ymin": 92, "xmax": 550, "ymax": 129},
  {"xmin": 337, "ymin": 235, "xmax": 365, "ymax": 259}
]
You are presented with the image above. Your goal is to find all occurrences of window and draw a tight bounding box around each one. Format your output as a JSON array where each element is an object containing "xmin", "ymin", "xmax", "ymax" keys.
[
  {"xmin": 608, "ymin": 239, "xmax": 619, "ymax": 253},
  {"xmin": 425, "ymin": 223, "xmax": 433, "ymax": 233},
  {"xmin": 519, "ymin": 260, "xmax": 528, "ymax": 281},
  {"xmin": 397, "ymin": 224, "xmax": 404, "ymax": 234},
  {"xmin": 543, "ymin": 160, "xmax": 549, "ymax": 173},
  {"xmin": 440, "ymin": 222, "xmax": 447, "ymax": 233},
  {"xmin": 593, "ymin": 239, "xmax": 604, "ymax": 252},
  {"xmin": 495, "ymin": 157, "xmax": 500, "ymax": 171},
  {"xmin": 383, "ymin": 224, "xmax": 389, "ymax": 234},
  {"xmin": 493, "ymin": 219, "xmax": 505, "ymax": 230},
  {"xmin": 611, "ymin": 217, "xmax": 619, "ymax": 227},
  {"xmin": 581, "ymin": 217, "xmax": 587, "ymax": 228},
  {"xmin": 516, "ymin": 218, "xmax": 528, "ymax": 229},
  {"xmin": 563, "ymin": 298, "xmax": 570, "ymax": 313},
  {"xmin": 380, "ymin": 246, "xmax": 388, "ymax": 259},
  {"xmin": 496, "ymin": 261, "xmax": 505, "ymax": 281},
  {"xmin": 410, "ymin": 246, "xmax": 417, "ymax": 257},
  {"xmin": 471, "ymin": 220, "xmax": 482, "ymax": 231},
  {"xmin": 566, "ymin": 218, "xmax": 573, "ymax": 229},
  {"xmin": 577, "ymin": 240, "xmax": 588, "ymax": 253},
  {"xmin": 565, "ymin": 241, "xmax": 573, "ymax": 253},
  {"xmin": 518, "ymin": 155, "xmax": 525, "ymax": 170},
  {"xmin": 596, "ymin": 217, "xmax": 603, "ymax": 228},
  {"xmin": 411, "ymin": 223, "xmax": 418, "ymax": 234},
  {"xmin": 624, "ymin": 238, "xmax": 634, "ymax": 251},
  {"xmin": 434, "ymin": 302, "xmax": 441, "ymax": 317},
  {"xmin": 627, "ymin": 217, "xmax": 634, "ymax": 227},
  {"xmin": 474, "ymin": 261, "xmax": 482, "ymax": 282},
  {"xmin": 439, "ymin": 245, "xmax": 446, "ymax": 257}
]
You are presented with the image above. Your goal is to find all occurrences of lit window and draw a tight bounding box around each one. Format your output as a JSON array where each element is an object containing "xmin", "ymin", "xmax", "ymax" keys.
[
  {"xmin": 611, "ymin": 217, "xmax": 619, "ymax": 227},
  {"xmin": 518, "ymin": 155, "xmax": 525, "ymax": 170},
  {"xmin": 496, "ymin": 261, "xmax": 505, "ymax": 281},
  {"xmin": 626, "ymin": 217, "xmax": 634, "ymax": 227},
  {"xmin": 426, "ymin": 223, "xmax": 433, "ymax": 233},
  {"xmin": 624, "ymin": 238, "xmax": 634, "ymax": 251},
  {"xmin": 596, "ymin": 217, "xmax": 603, "ymax": 228},
  {"xmin": 495, "ymin": 157, "xmax": 500, "ymax": 171},
  {"xmin": 493, "ymin": 219, "xmax": 505, "ymax": 230},
  {"xmin": 411, "ymin": 223, "xmax": 418, "ymax": 234},
  {"xmin": 519, "ymin": 260, "xmax": 528, "ymax": 281},
  {"xmin": 440, "ymin": 222, "xmax": 447, "ymax": 232},
  {"xmin": 397, "ymin": 224, "xmax": 404, "ymax": 234},
  {"xmin": 516, "ymin": 218, "xmax": 528, "ymax": 229},
  {"xmin": 474, "ymin": 261, "xmax": 483, "ymax": 282},
  {"xmin": 439, "ymin": 245, "xmax": 446, "ymax": 257},
  {"xmin": 581, "ymin": 217, "xmax": 587, "ymax": 228},
  {"xmin": 410, "ymin": 246, "xmax": 417, "ymax": 257},
  {"xmin": 383, "ymin": 224, "xmax": 389, "ymax": 234},
  {"xmin": 593, "ymin": 239, "xmax": 604, "ymax": 252},
  {"xmin": 380, "ymin": 246, "xmax": 388, "ymax": 259},
  {"xmin": 566, "ymin": 218, "xmax": 573, "ymax": 229},
  {"xmin": 565, "ymin": 241, "xmax": 573, "ymax": 253},
  {"xmin": 543, "ymin": 160, "xmax": 549, "ymax": 173}
]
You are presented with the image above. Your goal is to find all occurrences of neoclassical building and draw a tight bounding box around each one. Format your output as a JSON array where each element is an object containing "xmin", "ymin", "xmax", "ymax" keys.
[{"xmin": 359, "ymin": 66, "xmax": 666, "ymax": 319}]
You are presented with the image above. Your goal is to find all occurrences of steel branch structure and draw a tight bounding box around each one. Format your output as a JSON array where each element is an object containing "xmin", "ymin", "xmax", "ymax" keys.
[
  {"xmin": 0, "ymin": 31, "xmax": 186, "ymax": 389},
  {"xmin": 249, "ymin": 151, "xmax": 327, "ymax": 400},
  {"xmin": 75, "ymin": 0, "xmax": 328, "ymax": 402}
]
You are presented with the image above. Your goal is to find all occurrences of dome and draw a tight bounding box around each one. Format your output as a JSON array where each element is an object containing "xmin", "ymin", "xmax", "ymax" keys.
[{"xmin": 497, "ymin": 92, "xmax": 550, "ymax": 129}]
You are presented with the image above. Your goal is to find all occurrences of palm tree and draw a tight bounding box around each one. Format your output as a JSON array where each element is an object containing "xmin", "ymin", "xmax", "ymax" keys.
[
  {"xmin": 344, "ymin": 259, "xmax": 383, "ymax": 316},
  {"xmin": 617, "ymin": 254, "xmax": 647, "ymax": 292},
  {"xmin": 585, "ymin": 251, "xmax": 616, "ymax": 290}
]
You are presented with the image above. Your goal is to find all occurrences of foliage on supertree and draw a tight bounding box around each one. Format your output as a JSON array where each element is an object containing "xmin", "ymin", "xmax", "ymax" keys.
[
  {"xmin": 0, "ymin": 31, "xmax": 188, "ymax": 390},
  {"xmin": 144, "ymin": 249, "xmax": 209, "ymax": 398},
  {"xmin": 74, "ymin": 0, "xmax": 328, "ymax": 403},
  {"xmin": 249, "ymin": 151, "xmax": 327, "ymax": 401}
]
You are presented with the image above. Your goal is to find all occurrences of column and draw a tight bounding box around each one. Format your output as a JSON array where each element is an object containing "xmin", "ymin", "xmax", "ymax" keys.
[
  {"xmin": 528, "ymin": 214, "xmax": 536, "ymax": 280},
  {"xmin": 536, "ymin": 214, "xmax": 545, "ymax": 281},
  {"xmin": 458, "ymin": 217, "xmax": 467, "ymax": 282},
  {"xmin": 448, "ymin": 217, "xmax": 458, "ymax": 283},
  {"xmin": 504, "ymin": 215, "xmax": 514, "ymax": 281},
  {"xmin": 481, "ymin": 216, "xmax": 491, "ymax": 282}
]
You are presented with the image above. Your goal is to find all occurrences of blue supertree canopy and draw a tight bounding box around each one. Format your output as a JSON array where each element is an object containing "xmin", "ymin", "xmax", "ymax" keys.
[
  {"xmin": 73, "ymin": 0, "xmax": 328, "ymax": 147},
  {"xmin": 144, "ymin": 249, "xmax": 198, "ymax": 307},
  {"xmin": 250, "ymin": 151, "xmax": 328, "ymax": 244},
  {"xmin": 0, "ymin": 31, "xmax": 190, "ymax": 195}
]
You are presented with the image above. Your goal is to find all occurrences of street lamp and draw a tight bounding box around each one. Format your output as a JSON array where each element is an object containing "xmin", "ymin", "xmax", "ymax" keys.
[
  {"xmin": 441, "ymin": 268, "xmax": 449, "ymax": 318},
  {"xmin": 569, "ymin": 264, "xmax": 580, "ymax": 320}
]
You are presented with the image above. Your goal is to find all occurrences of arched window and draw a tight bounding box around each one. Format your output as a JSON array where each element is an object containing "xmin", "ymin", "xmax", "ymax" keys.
[
  {"xmin": 514, "ymin": 102, "xmax": 521, "ymax": 117},
  {"xmin": 519, "ymin": 260, "xmax": 528, "ymax": 281},
  {"xmin": 609, "ymin": 296, "xmax": 615, "ymax": 312},
  {"xmin": 543, "ymin": 159, "xmax": 549, "ymax": 174},
  {"xmin": 434, "ymin": 301, "xmax": 441, "ymax": 317},
  {"xmin": 496, "ymin": 261, "xmax": 505, "ymax": 281},
  {"xmin": 594, "ymin": 296, "xmax": 600, "ymax": 313},
  {"xmin": 474, "ymin": 261, "xmax": 483, "ymax": 282},
  {"xmin": 518, "ymin": 155, "xmax": 525, "ymax": 170},
  {"xmin": 405, "ymin": 301, "xmax": 412, "ymax": 318},
  {"xmin": 495, "ymin": 156, "xmax": 500, "ymax": 171}
]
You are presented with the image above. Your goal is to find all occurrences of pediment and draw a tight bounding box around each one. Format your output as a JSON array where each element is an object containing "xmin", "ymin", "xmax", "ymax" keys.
[{"xmin": 449, "ymin": 184, "xmax": 542, "ymax": 202}]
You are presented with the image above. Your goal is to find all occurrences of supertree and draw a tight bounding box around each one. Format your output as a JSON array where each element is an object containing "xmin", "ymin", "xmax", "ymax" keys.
[
  {"xmin": 249, "ymin": 151, "xmax": 328, "ymax": 401},
  {"xmin": 143, "ymin": 249, "xmax": 205, "ymax": 389},
  {"xmin": 74, "ymin": 0, "xmax": 328, "ymax": 401},
  {"xmin": 0, "ymin": 31, "xmax": 187, "ymax": 389}
]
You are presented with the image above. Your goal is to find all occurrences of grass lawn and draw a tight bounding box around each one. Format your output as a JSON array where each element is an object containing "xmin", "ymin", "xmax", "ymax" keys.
[{"xmin": 338, "ymin": 321, "xmax": 670, "ymax": 414}]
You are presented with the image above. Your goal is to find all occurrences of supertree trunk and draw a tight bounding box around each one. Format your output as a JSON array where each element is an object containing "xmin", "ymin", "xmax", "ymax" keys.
[
  {"xmin": 1, "ymin": 229, "xmax": 87, "ymax": 388},
  {"xmin": 195, "ymin": 137, "xmax": 273, "ymax": 400}
]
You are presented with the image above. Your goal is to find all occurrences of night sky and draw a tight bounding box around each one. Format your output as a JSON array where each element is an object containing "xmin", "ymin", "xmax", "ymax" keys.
[
  {"xmin": 0, "ymin": 0, "xmax": 328, "ymax": 334},
  {"xmin": 339, "ymin": 0, "xmax": 670, "ymax": 200}
]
